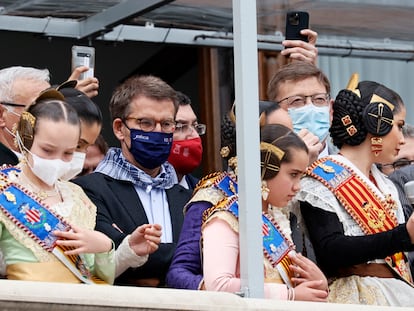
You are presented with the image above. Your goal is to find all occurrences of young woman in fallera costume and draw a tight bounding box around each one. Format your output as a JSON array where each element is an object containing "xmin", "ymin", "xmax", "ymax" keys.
[
  {"xmin": 297, "ymin": 74, "xmax": 414, "ymax": 306},
  {"xmin": 0, "ymin": 89, "xmax": 162, "ymax": 284},
  {"xmin": 0, "ymin": 90, "xmax": 115, "ymax": 283},
  {"xmin": 200, "ymin": 124, "xmax": 328, "ymax": 301}
]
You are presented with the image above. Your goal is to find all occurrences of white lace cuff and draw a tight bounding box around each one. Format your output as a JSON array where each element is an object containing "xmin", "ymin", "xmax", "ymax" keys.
[{"xmin": 115, "ymin": 235, "xmax": 149, "ymax": 277}]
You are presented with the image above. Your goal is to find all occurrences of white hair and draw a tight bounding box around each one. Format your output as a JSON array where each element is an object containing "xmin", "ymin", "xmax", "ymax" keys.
[{"xmin": 0, "ymin": 66, "xmax": 50, "ymax": 102}]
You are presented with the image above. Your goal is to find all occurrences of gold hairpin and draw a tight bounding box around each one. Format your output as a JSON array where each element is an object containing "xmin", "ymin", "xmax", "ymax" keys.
[{"xmin": 260, "ymin": 142, "xmax": 285, "ymax": 161}]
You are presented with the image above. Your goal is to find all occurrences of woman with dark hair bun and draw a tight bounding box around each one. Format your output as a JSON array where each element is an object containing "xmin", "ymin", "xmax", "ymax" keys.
[{"xmin": 297, "ymin": 74, "xmax": 414, "ymax": 306}]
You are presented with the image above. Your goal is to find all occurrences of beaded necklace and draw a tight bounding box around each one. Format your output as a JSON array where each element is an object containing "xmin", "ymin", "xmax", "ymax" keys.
[{"xmin": 19, "ymin": 170, "xmax": 61, "ymax": 201}]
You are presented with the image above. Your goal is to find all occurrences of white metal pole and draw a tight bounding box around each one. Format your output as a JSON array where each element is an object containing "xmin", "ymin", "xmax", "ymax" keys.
[{"xmin": 232, "ymin": 0, "xmax": 264, "ymax": 298}]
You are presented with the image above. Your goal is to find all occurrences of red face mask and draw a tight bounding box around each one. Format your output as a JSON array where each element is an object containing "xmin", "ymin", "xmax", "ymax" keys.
[{"xmin": 168, "ymin": 137, "xmax": 203, "ymax": 176}]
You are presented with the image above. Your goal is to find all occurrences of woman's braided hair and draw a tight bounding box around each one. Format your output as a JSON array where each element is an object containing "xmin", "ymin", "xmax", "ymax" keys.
[
  {"xmin": 220, "ymin": 101, "xmax": 282, "ymax": 170},
  {"xmin": 330, "ymin": 77, "xmax": 403, "ymax": 149},
  {"xmin": 330, "ymin": 88, "xmax": 367, "ymax": 148}
]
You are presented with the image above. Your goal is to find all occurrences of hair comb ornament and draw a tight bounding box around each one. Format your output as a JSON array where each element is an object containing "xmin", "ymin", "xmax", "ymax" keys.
[
  {"xmin": 259, "ymin": 112, "xmax": 267, "ymax": 128},
  {"xmin": 260, "ymin": 142, "xmax": 285, "ymax": 161},
  {"xmin": 35, "ymin": 88, "xmax": 65, "ymax": 103},
  {"xmin": 346, "ymin": 73, "xmax": 361, "ymax": 97},
  {"xmin": 260, "ymin": 142, "xmax": 283, "ymax": 180},
  {"xmin": 229, "ymin": 102, "xmax": 236, "ymax": 125},
  {"xmin": 20, "ymin": 111, "xmax": 35, "ymax": 128},
  {"xmin": 17, "ymin": 111, "xmax": 36, "ymax": 149},
  {"xmin": 369, "ymin": 94, "xmax": 394, "ymax": 111}
]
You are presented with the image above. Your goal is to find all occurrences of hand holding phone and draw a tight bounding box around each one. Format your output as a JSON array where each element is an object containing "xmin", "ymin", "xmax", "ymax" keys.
[
  {"xmin": 285, "ymin": 11, "xmax": 309, "ymax": 42},
  {"xmin": 71, "ymin": 46, "xmax": 95, "ymax": 80}
]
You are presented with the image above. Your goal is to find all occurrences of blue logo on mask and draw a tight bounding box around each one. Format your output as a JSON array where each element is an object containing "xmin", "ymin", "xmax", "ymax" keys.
[{"xmin": 129, "ymin": 128, "xmax": 173, "ymax": 169}]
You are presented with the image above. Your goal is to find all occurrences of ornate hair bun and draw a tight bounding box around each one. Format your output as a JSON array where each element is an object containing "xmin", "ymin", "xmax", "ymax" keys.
[
  {"xmin": 331, "ymin": 88, "xmax": 367, "ymax": 148},
  {"xmin": 362, "ymin": 97, "xmax": 394, "ymax": 136}
]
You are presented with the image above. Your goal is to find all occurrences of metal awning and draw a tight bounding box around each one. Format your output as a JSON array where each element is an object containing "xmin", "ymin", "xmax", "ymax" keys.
[{"xmin": 0, "ymin": 0, "xmax": 413, "ymax": 60}]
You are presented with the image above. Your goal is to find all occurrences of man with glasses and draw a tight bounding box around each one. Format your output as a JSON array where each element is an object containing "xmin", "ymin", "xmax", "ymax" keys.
[
  {"xmin": 267, "ymin": 61, "xmax": 332, "ymax": 163},
  {"xmin": 0, "ymin": 66, "xmax": 51, "ymax": 165},
  {"xmin": 74, "ymin": 75, "xmax": 192, "ymax": 287},
  {"xmin": 266, "ymin": 61, "xmax": 332, "ymax": 264},
  {"xmin": 0, "ymin": 65, "xmax": 101, "ymax": 166},
  {"xmin": 168, "ymin": 91, "xmax": 206, "ymax": 190}
]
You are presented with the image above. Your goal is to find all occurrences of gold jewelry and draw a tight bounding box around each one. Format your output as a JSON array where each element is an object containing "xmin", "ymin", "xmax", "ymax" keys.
[
  {"xmin": 260, "ymin": 142, "xmax": 281, "ymax": 180},
  {"xmin": 261, "ymin": 180, "xmax": 269, "ymax": 201},
  {"xmin": 220, "ymin": 146, "xmax": 230, "ymax": 158},
  {"xmin": 19, "ymin": 170, "xmax": 60, "ymax": 201},
  {"xmin": 260, "ymin": 142, "xmax": 284, "ymax": 161},
  {"xmin": 371, "ymin": 137, "xmax": 383, "ymax": 157},
  {"xmin": 370, "ymin": 94, "xmax": 394, "ymax": 111},
  {"xmin": 17, "ymin": 111, "xmax": 36, "ymax": 149},
  {"xmin": 367, "ymin": 102, "xmax": 394, "ymax": 134},
  {"xmin": 227, "ymin": 156, "xmax": 238, "ymax": 175}
]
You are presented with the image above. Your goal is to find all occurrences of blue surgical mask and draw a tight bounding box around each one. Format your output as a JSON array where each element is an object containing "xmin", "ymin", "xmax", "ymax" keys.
[
  {"xmin": 288, "ymin": 104, "xmax": 330, "ymax": 141},
  {"xmin": 128, "ymin": 128, "xmax": 173, "ymax": 169}
]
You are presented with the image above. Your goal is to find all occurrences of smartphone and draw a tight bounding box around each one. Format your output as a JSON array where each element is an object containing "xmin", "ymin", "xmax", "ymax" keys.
[
  {"xmin": 285, "ymin": 11, "xmax": 309, "ymax": 42},
  {"xmin": 71, "ymin": 45, "xmax": 95, "ymax": 80}
]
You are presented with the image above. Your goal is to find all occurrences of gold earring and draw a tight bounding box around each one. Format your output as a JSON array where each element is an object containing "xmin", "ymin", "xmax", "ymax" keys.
[
  {"xmin": 371, "ymin": 137, "xmax": 383, "ymax": 157},
  {"xmin": 261, "ymin": 180, "xmax": 269, "ymax": 201}
]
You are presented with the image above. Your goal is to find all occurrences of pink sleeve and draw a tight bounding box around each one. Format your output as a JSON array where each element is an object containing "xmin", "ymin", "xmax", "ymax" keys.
[
  {"xmin": 202, "ymin": 216, "xmax": 288, "ymax": 300},
  {"xmin": 203, "ymin": 217, "xmax": 241, "ymax": 293}
]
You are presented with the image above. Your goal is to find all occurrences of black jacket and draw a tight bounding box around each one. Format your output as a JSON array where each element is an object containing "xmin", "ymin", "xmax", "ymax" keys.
[
  {"xmin": 73, "ymin": 172, "xmax": 192, "ymax": 286},
  {"xmin": 0, "ymin": 142, "xmax": 18, "ymax": 166}
]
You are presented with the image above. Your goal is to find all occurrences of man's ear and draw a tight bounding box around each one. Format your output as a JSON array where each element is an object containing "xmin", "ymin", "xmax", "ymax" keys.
[
  {"xmin": 0, "ymin": 106, "xmax": 7, "ymax": 128},
  {"xmin": 113, "ymin": 118, "xmax": 126, "ymax": 141}
]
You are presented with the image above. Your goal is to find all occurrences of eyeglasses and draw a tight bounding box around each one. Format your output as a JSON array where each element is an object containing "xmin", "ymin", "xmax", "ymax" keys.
[
  {"xmin": 384, "ymin": 159, "xmax": 414, "ymax": 170},
  {"xmin": 2, "ymin": 102, "xmax": 26, "ymax": 108},
  {"xmin": 1, "ymin": 102, "xmax": 24, "ymax": 117},
  {"xmin": 125, "ymin": 117, "xmax": 176, "ymax": 133},
  {"xmin": 278, "ymin": 93, "xmax": 330, "ymax": 109},
  {"xmin": 175, "ymin": 123, "xmax": 206, "ymax": 135},
  {"xmin": 380, "ymin": 159, "xmax": 414, "ymax": 171}
]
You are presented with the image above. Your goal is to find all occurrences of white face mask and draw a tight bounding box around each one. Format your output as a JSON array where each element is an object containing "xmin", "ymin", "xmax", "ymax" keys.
[
  {"xmin": 60, "ymin": 151, "xmax": 86, "ymax": 181},
  {"xmin": 29, "ymin": 152, "xmax": 72, "ymax": 186}
]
